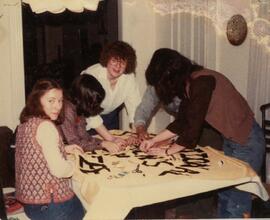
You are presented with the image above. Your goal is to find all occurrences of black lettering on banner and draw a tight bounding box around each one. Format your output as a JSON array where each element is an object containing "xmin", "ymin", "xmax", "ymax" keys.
[
  {"xmin": 142, "ymin": 160, "xmax": 174, "ymax": 167},
  {"xmin": 85, "ymin": 152, "xmax": 105, "ymax": 163},
  {"xmin": 113, "ymin": 153, "xmax": 130, "ymax": 158},
  {"xmin": 181, "ymin": 154, "xmax": 210, "ymax": 169},
  {"xmin": 159, "ymin": 167, "xmax": 200, "ymax": 176},
  {"xmin": 129, "ymin": 143, "xmax": 211, "ymax": 176},
  {"xmin": 97, "ymin": 156, "xmax": 104, "ymax": 163},
  {"xmin": 131, "ymin": 148, "xmax": 160, "ymax": 161},
  {"xmin": 156, "ymin": 148, "xmax": 210, "ymax": 176},
  {"xmin": 80, "ymin": 132, "xmax": 212, "ymax": 177},
  {"xmin": 79, "ymin": 155, "xmax": 110, "ymax": 174},
  {"xmin": 87, "ymin": 150, "xmax": 110, "ymax": 157},
  {"xmin": 179, "ymin": 149, "xmax": 210, "ymax": 169}
]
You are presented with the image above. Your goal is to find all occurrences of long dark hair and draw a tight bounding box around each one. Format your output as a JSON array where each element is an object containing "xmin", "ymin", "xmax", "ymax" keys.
[
  {"xmin": 70, "ymin": 74, "xmax": 105, "ymax": 118},
  {"xmin": 20, "ymin": 79, "xmax": 64, "ymax": 124},
  {"xmin": 99, "ymin": 41, "xmax": 137, "ymax": 74},
  {"xmin": 146, "ymin": 48, "xmax": 203, "ymax": 104}
]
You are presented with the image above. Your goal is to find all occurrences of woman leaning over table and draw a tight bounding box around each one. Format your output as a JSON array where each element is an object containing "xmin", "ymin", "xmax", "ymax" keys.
[
  {"xmin": 81, "ymin": 40, "xmax": 141, "ymax": 145},
  {"xmin": 139, "ymin": 48, "xmax": 265, "ymax": 218},
  {"xmin": 59, "ymin": 74, "xmax": 124, "ymax": 153},
  {"xmin": 15, "ymin": 79, "xmax": 85, "ymax": 220}
]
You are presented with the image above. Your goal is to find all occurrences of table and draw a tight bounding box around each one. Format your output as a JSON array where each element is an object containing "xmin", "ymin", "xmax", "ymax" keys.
[{"xmin": 70, "ymin": 130, "xmax": 269, "ymax": 220}]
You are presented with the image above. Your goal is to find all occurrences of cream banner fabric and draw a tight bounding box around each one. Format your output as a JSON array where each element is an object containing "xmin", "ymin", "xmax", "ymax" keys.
[
  {"xmin": 69, "ymin": 130, "xmax": 269, "ymax": 220},
  {"xmin": 22, "ymin": 0, "xmax": 102, "ymax": 14}
]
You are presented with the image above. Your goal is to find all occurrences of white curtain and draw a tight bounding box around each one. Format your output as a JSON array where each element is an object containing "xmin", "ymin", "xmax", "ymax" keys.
[
  {"xmin": 152, "ymin": 0, "xmax": 217, "ymax": 68},
  {"xmin": 246, "ymin": 0, "xmax": 270, "ymax": 183},
  {"xmin": 151, "ymin": 0, "xmax": 270, "ymax": 123},
  {"xmin": 147, "ymin": 0, "xmax": 270, "ymax": 131},
  {"xmin": 148, "ymin": 0, "xmax": 218, "ymax": 130},
  {"xmin": 247, "ymin": 0, "xmax": 270, "ymax": 123}
]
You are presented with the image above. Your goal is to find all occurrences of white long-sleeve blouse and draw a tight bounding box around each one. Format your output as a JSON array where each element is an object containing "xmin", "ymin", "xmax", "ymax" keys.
[{"xmin": 82, "ymin": 64, "xmax": 141, "ymax": 129}]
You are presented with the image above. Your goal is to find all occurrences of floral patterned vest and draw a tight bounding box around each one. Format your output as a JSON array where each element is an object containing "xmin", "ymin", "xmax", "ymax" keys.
[{"xmin": 15, "ymin": 117, "xmax": 74, "ymax": 204}]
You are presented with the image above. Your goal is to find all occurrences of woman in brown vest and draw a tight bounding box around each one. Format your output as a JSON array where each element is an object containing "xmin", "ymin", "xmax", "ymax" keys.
[
  {"xmin": 15, "ymin": 79, "xmax": 85, "ymax": 220},
  {"xmin": 139, "ymin": 48, "xmax": 265, "ymax": 218}
]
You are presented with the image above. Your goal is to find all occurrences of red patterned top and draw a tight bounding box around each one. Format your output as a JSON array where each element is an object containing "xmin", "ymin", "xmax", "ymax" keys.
[
  {"xmin": 59, "ymin": 100, "xmax": 103, "ymax": 151},
  {"xmin": 15, "ymin": 117, "xmax": 74, "ymax": 204}
]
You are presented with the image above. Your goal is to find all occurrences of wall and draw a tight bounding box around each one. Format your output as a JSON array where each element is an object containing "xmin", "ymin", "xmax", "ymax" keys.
[
  {"xmin": 0, "ymin": 0, "xmax": 25, "ymax": 130},
  {"xmin": 118, "ymin": 0, "xmax": 252, "ymax": 133},
  {"xmin": 216, "ymin": 0, "xmax": 250, "ymax": 98},
  {"xmin": 0, "ymin": 0, "xmax": 259, "ymax": 132},
  {"xmin": 216, "ymin": 34, "xmax": 250, "ymax": 98},
  {"xmin": 118, "ymin": 0, "xmax": 156, "ymax": 131}
]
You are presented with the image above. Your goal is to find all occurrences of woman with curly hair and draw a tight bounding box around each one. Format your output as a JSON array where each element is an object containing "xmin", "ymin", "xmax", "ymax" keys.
[
  {"xmin": 60, "ymin": 74, "xmax": 124, "ymax": 153},
  {"xmin": 81, "ymin": 41, "xmax": 140, "ymax": 146},
  {"xmin": 139, "ymin": 48, "xmax": 265, "ymax": 218}
]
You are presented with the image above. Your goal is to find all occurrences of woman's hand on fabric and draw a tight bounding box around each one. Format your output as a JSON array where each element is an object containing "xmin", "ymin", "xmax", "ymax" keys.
[
  {"xmin": 152, "ymin": 139, "xmax": 173, "ymax": 148},
  {"xmin": 147, "ymin": 143, "xmax": 185, "ymax": 156},
  {"xmin": 139, "ymin": 138, "xmax": 155, "ymax": 152},
  {"xmin": 165, "ymin": 143, "xmax": 186, "ymax": 155},
  {"xmin": 65, "ymin": 144, "xmax": 84, "ymax": 154},
  {"xmin": 147, "ymin": 147, "xmax": 167, "ymax": 156},
  {"xmin": 101, "ymin": 140, "xmax": 124, "ymax": 153},
  {"xmin": 136, "ymin": 124, "xmax": 150, "ymax": 141},
  {"xmin": 126, "ymin": 134, "xmax": 141, "ymax": 147},
  {"xmin": 112, "ymin": 136, "xmax": 127, "ymax": 150}
]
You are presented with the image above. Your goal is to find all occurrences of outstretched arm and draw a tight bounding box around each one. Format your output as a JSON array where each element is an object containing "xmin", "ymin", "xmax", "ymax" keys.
[
  {"xmin": 95, "ymin": 124, "xmax": 126, "ymax": 150},
  {"xmin": 139, "ymin": 129, "xmax": 177, "ymax": 152},
  {"xmin": 134, "ymin": 86, "xmax": 159, "ymax": 127},
  {"xmin": 134, "ymin": 86, "xmax": 160, "ymax": 140}
]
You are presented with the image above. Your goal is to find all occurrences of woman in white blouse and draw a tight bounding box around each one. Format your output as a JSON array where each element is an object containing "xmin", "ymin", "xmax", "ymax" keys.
[{"xmin": 82, "ymin": 41, "xmax": 141, "ymax": 146}]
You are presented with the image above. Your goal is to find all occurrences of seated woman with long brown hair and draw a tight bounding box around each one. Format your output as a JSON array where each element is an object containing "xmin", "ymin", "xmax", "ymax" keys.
[{"xmin": 15, "ymin": 79, "xmax": 85, "ymax": 220}]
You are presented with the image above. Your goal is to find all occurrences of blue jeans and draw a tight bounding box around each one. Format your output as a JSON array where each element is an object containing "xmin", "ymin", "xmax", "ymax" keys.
[
  {"xmin": 101, "ymin": 107, "xmax": 121, "ymax": 130},
  {"xmin": 218, "ymin": 121, "xmax": 265, "ymax": 218},
  {"xmin": 24, "ymin": 195, "xmax": 85, "ymax": 220},
  {"xmin": 88, "ymin": 105, "xmax": 123, "ymax": 135}
]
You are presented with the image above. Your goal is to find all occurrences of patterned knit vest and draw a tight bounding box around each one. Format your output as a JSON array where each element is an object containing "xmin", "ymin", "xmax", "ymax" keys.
[{"xmin": 15, "ymin": 117, "xmax": 74, "ymax": 204}]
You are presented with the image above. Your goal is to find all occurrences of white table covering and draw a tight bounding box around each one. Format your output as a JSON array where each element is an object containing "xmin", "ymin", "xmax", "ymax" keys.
[{"xmin": 70, "ymin": 130, "xmax": 269, "ymax": 220}]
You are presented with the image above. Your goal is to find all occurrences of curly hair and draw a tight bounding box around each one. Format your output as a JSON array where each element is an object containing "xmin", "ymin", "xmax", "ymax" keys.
[
  {"xmin": 146, "ymin": 48, "xmax": 203, "ymax": 104},
  {"xmin": 20, "ymin": 79, "xmax": 64, "ymax": 124},
  {"xmin": 99, "ymin": 41, "xmax": 137, "ymax": 74},
  {"xmin": 70, "ymin": 74, "xmax": 105, "ymax": 118}
]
